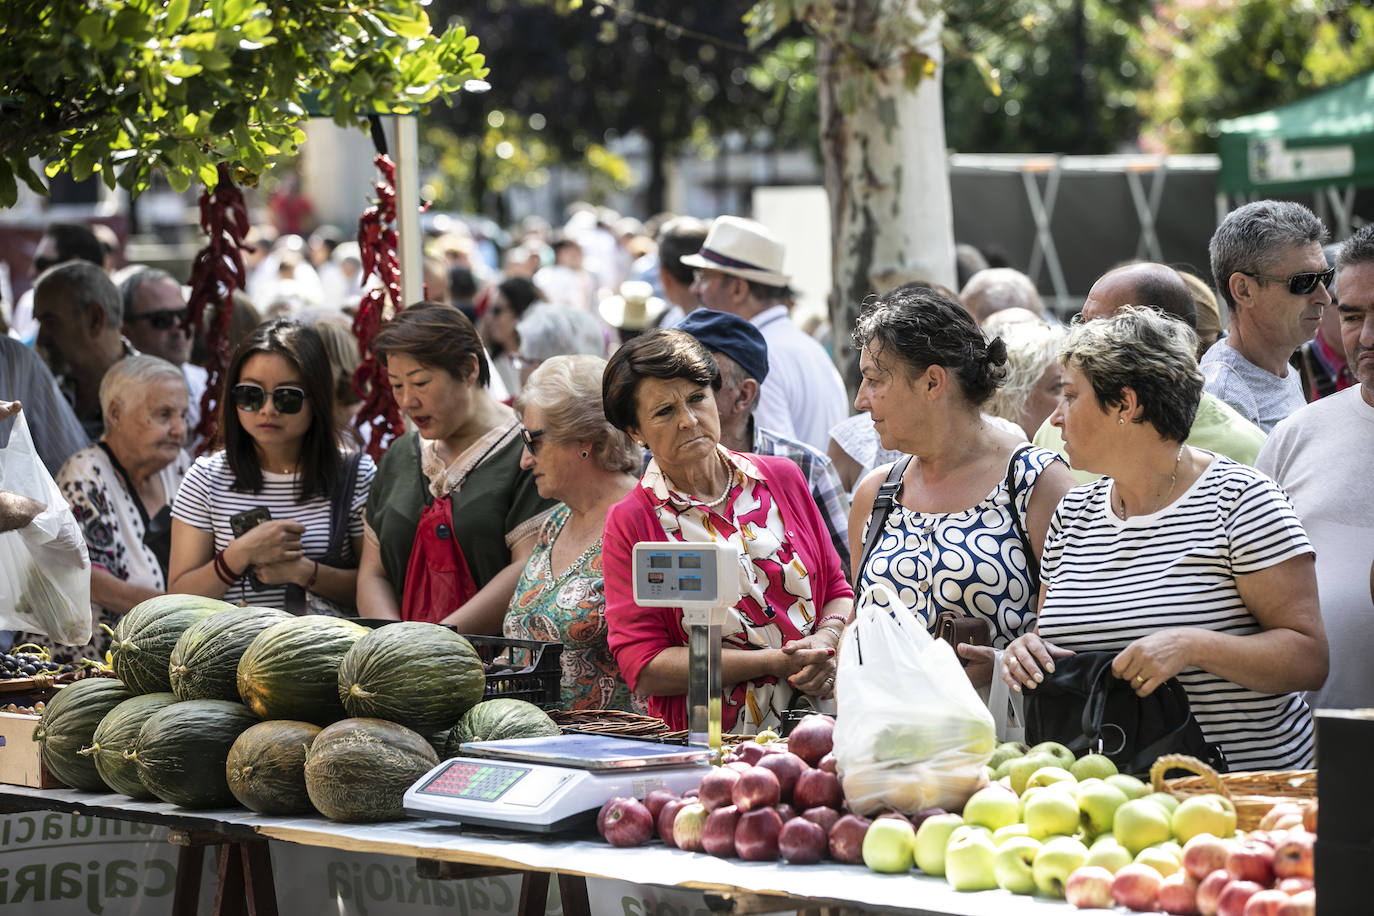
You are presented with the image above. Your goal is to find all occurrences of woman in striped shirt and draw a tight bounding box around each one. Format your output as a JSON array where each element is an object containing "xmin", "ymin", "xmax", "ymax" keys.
[{"xmin": 998, "ymin": 308, "xmax": 1327, "ymax": 769}]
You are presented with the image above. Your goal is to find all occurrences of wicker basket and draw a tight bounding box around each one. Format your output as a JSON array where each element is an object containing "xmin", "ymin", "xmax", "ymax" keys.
[
  {"xmin": 549, "ymin": 709, "xmax": 752, "ymax": 747},
  {"xmin": 1149, "ymin": 753, "xmax": 1317, "ymax": 831}
]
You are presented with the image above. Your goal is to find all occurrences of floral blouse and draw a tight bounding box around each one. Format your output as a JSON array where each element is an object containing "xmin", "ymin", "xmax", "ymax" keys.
[{"xmin": 505, "ymin": 505, "xmax": 642, "ymax": 713}]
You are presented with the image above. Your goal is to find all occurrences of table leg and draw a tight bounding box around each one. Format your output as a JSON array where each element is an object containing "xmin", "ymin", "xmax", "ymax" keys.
[
  {"xmin": 239, "ymin": 839, "xmax": 280, "ymax": 916},
  {"xmin": 171, "ymin": 846, "xmax": 205, "ymax": 916},
  {"xmin": 516, "ymin": 870, "xmax": 550, "ymax": 916},
  {"xmin": 214, "ymin": 843, "xmax": 247, "ymax": 916},
  {"xmin": 556, "ymin": 873, "xmax": 590, "ymax": 916}
]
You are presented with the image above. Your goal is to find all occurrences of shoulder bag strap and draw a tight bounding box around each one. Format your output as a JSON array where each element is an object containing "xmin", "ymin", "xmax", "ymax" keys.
[
  {"xmin": 322, "ymin": 451, "xmax": 364, "ymax": 568},
  {"xmin": 1004, "ymin": 444, "xmax": 1040, "ymax": 594},
  {"xmin": 856, "ymin": 454, "xmax": 913, "ymax": 593}
]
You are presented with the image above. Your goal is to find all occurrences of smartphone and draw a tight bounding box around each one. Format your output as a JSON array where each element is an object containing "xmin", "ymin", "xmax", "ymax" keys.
[
  {"xmin": 229, "ymin": 507, "xmax": 272, "ymax": 538},
  {"xmin": 935, "ymin": 612, "xmax": 991, "ymax": 667}
]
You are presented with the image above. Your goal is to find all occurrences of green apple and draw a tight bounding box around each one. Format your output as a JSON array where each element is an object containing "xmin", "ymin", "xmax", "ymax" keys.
[
  {"xmin": 1029, "ymin": 741, "xmax": 1075, "ymax": 770},
  {"xmin": 1156, "ymin": 839, "xmax": 1182, "ymax": 859},
  {"xmin": 963, "ymin": 786, "xmax": 1022, "ymax": 832},
  {"xmin": 1084, "ymin": 836, "xmax": 1134, "ymax": 873},
  {"xmin": 1008, "ymin": 752, "xmax": 1055, "ymax": 795},
  {"xmin": 1077, "ymin": 781, "xmax": 1130, "ymax": 837},
  {"xmin": 1025, "ymin": 766, "xmax": 1078, "ymax": 791},
  {"xmin": 1024, "ymin": 788, "xmax": 1080, "ymax": 839},
  {"xmin": 1134, "ymin": 844, "xmax": 1182, "ymax": 877},
  {"xmin": 912, "ymin": 813, "xmax": 964, "ymax": 877},
  {"xmin": 992, "ymin": 835, "xmax": 1043, "ymax": 894},
  {"xmin": 992, "ymin": 823, "xmax": 1031, "ymax": 845},
  {"xmin": 1070, "ymin": 752, "xmax": 1119, "ymax": 781},
  {"xmin": 1105, "ymin": 773, "xmax": 1149, "ymax": 800},
  {"xmin": 1072, "ymin": 777, "xmax": 1103, "ymax": 796},
  {"xmin": 862, "ymin": 816, "xmax": 916, "ymax": 873},
  {"xmin": 988, "ymin": 742, "xmax": 1026, "ymax": 772},
  {"xmin": 944, "ymin": 828, "xmax": 999, "ymax": 891},
  {"xmin": 1031, "ymin": 835, "xmax": 1089, "ymax": 898},
  {"xmin": 1113, "ymin": 798, "xmax": 1173, "ymax": 855},
  {"xmin": 1144, "ymin": 792, "xmax": 1181, "ymax": 815},
  {"xmin": 1170, "ymin": 793, "xmax": 1238, "ymax": 843}
]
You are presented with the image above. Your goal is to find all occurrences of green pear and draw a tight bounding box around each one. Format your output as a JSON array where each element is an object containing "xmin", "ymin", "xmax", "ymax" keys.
[
  {"xmin": 1030, "ymin": 741, "xmax": 1075, "ymax": 770},
  {"xmin": 1070, "ymin": 753, "xmax": 1119, "ymax": 781},
  {"xmin": 1105, "ymin": 773, "xmax": 1150, "ymax": 800}
]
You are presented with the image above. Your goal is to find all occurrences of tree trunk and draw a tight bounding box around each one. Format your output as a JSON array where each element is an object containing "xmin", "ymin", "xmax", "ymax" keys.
[
  {"xmin": 817, "ymin": 0, "xmax": 956, "ymax": 395},
  {"xmin": 646, "ymin": 117, "xmax": 668, "ymax": 215}
]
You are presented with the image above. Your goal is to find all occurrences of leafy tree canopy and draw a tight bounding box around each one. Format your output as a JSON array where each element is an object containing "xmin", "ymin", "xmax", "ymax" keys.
[{"xmin": 0, "ymin": 0, "xmax": 488, "ymax": 207}]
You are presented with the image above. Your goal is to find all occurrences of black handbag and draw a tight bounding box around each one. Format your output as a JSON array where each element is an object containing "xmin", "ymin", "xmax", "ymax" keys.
[{"xmin": 1023, "ymin": 651, "xmax": 1227, "ymax": 777}]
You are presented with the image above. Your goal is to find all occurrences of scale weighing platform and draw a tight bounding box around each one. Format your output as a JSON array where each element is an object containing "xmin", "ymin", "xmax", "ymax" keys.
[{"xmin": 403, "ymin": 733, "xmax": 711, "ymax": 833}]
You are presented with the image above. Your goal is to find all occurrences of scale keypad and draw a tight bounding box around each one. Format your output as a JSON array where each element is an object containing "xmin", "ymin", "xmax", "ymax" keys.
[{"xmin": 421, "ymin": 761, "xmax": 526, "ymax": 801}]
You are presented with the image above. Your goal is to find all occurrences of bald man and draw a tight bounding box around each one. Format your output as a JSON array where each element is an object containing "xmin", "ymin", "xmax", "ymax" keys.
[
  {"xmin": 960, "ymin": 267, "xmax": 1045, "ymax": 323},
  {"xmin": 1033, "ymin": 262, "xmax": 1266, "ymax": 483}
]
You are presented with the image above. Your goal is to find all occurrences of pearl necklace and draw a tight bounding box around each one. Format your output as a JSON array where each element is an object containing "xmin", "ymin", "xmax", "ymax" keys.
[{"xmin": 1114, "ymin": 444, "xmax": 1184, "ymax": 520}]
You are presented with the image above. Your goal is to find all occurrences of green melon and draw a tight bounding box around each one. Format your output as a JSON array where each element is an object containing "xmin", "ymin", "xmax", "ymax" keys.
[
  {"xmin": 443, "ymin": 698, "xmax": 560, "ymax": 757},
  {"xmin": 133, "ymin": 699, "xmax": 260, "ymax": 808},
  {"xmin": 110, "ymin": 595, "xmax": 232, "ymax": 693},
  {"xmin": 226, "ymin": 720, "xmax": 321, "ymax": 815},
  {"xmin": 33, "ymin": 678, "xmax": 135, "ymax": 791},
  {"xmin": 304, "ymin": 718, "xmax": 438, "ymax": 823},
  {"xmin": 169, "ymin": 607, "xmax": 292, "ymax": 701},
  {"xmin": 337, "ymin": 622, "xmax": 485, "ymax": 731},
  {"xmin": 236, "ymin": 617, "xmax": 368, "ymax": 724},
  {"xmin": 80, "ymin": 692, "xmax": 178, "ymax": 798}
]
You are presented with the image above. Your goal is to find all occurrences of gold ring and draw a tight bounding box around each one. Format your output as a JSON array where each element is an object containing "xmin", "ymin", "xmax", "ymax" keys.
[{"xmin": 1133, "ymin": 675, "xmax": 1145, "ymax": 685}]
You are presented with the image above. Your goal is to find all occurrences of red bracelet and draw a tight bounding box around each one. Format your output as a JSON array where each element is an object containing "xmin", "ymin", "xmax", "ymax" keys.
[
  {"xmin": 304, "ymin": 560, "xmax": 319, "ymax": 592},
  {"xmin": 816, "ymin": 614, "xmax": 848, "ymax": 632},
  {"xmin": 213, "ymin": 549, "xmax": 241, "ymax": 586}
]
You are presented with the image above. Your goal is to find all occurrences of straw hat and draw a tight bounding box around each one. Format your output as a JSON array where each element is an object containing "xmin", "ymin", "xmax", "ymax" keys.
[
  {"xmin": 680, "ymin": 216, "xmax": 790, "ymax": 287},
  {"xmin": 598, "ymin": 280, "xmax": 667, "ymax": 331}
]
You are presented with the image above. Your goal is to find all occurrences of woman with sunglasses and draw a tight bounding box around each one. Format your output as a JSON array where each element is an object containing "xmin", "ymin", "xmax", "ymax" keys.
[
  {"xmin": 168, "ymin": 319, "xmax": 375, "ymax": 613},
  {"xmin": 357, "ymin": 303, "xmax": 554, "ymax": 627}
]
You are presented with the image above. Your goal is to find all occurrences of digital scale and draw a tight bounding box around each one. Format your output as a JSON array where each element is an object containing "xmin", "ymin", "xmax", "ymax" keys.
[
  {"xmin": 404, "ymin": 543, "xmax": 742, "ymax": 834},
  {"xmin": 402, "ymin": 733, "xmax": 711, "ymax": 833}
]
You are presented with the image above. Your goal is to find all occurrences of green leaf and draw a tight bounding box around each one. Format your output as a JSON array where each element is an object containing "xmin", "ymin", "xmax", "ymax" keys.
[
  {"xmin": 0, "ymin": 160, "xmax": 17, "ymax": 209},
  {"xmin": 164, "ymin": 0, "xmax": 190, "ymax": 32}
]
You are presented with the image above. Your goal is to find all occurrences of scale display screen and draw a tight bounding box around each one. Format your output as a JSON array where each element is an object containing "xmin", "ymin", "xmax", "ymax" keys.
[{"xmin": 416, "ymin": 760, "xmax": 528, "ymax": 801}]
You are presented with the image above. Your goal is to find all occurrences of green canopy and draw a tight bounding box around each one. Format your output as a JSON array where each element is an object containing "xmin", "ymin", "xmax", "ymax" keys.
[{"xmin": 1216, "ymin": 69, "xmax": 1374, "ymax": 194}]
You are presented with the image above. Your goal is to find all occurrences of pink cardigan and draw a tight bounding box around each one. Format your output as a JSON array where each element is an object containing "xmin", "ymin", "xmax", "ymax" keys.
[{"xmin": 602, "ymin": 453, "xmax": 854, "ymax": 731}]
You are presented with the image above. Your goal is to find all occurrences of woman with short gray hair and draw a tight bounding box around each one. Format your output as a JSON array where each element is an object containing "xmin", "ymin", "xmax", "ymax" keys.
[
  {"xmin": 983, "ymin": 317, "xmax": 1066, "ymax": 439},
  {"xmin": 515, "ymin": 303, "xmax": 607, "ymax": 387},
  {"xmin": 997, "ymin": 307, "xmax": 1328, "ymax": 769}
]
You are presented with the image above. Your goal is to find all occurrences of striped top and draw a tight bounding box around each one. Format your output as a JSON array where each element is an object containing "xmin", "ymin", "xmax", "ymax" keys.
[{"xmin": 1037, "ymin": 454, "xmax": 1316, "ymax": 770}]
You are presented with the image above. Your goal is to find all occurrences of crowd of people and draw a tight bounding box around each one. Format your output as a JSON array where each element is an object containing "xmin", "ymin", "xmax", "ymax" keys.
[{"xmin": 0, "ymin": 195, "xmax": 1370, "ymax": 770}]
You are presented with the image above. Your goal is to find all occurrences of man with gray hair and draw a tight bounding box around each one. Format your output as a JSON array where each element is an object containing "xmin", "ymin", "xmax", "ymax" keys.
[
  {"xmin": 1203, "ymin": 200, "xmax": 1331, "ymax": 432},
  {"xmin": 119, "ymin": 266, "xmax": 208, "ymax": 439},
  {"xmin": 33, "ymin": 261, "xmax": 136, "ymax": 439},
  {"xmin": 960, "ymin": 267, "xmax": 1046, "ymax": 324}
]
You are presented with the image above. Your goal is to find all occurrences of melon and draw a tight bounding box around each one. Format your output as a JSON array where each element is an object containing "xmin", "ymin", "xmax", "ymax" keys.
[
  {"xmin": 33, "ymin": 677, "xmax": 135, "ymax": 791},
  {"xmin": 81, "ymin": 692, "xmax": 178, "ymax": 798},
  {"xmin": 133, "ymin": 699, "xmax": 259, "ymax": 808},
  {"xmin": 443, "ymin": 698, "xmax": 560, "ymax": 757},
  {"xmin": 236, "ymin": 617, "xmax": 368, "ymax": 724},
  {"xmin": 226, "ymin": 720, "xmax": 321, "ymax": 815},
  {"xmin": 110, "ymin": 595, "xmax": 232, "ymax": 693},
  {"xmin": 337, "ymin": 622, "xmax": 485, "ymax": 731},
  {"xmin": 169, "ymin": 606, "xmax": 291, "ymax": 701},
  {"xmin": 304, "ymin": 718, "xmax": 438, "ymax": 822}
]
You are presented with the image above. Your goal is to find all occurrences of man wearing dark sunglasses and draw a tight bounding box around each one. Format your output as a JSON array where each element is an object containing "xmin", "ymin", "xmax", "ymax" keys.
[
  {"xmin": 1203, "ymin": 200, "xmax": 1332, "ymax": 432},
  {"xmin": 120, "ymin": 266, "xmax": 208, "ymax": 441}
]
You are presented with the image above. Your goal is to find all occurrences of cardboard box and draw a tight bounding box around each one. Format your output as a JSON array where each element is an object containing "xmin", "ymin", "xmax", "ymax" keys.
[{"xmin": 0, "ymin": 710, "xmax": 60, "ymax": 788}]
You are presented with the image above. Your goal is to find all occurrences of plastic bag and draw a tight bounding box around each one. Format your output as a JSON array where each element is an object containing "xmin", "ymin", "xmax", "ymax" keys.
[
  {"xmin": 0, "ymin": 413, "xmax": 91, "ymax": 645},
  {"xmin": 832, "ymin": 584, "xmax": 995, "ymax": 815}
]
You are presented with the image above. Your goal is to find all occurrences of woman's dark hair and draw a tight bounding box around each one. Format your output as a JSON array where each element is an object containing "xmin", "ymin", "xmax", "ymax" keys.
[
  {"xmin": 374, "ymin": 301, "xmax": 491, "ymax": 388},
  {"xmin": 221, "ymin": 318, "xmax": 341, "ymax": 500},
  {"xmin": 497, "ymin": 276, "xmax": 542, "ymax": 318},
  {"xmin": 853, "ymin": 284, "xmax": 1008, "ymax": 405},
  {"xmin": 602, "ymin": 328, "xmax": 721, "ymax": 432}
]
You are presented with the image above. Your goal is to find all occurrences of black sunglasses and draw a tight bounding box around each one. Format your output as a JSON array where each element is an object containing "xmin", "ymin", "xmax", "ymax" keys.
[
  {"xmin": 128, "ymin": 308, "xmax": 188, "ymax": 331},
  {"xmin": 32, "ymin": 256, "xmax": 57, "ymax": 274},
  {"xmin": 231, "ymin": 384, "xmax": 307, "ymax": 414},
  {"xmin": 520, "ymin": 427, "xmax": 546, "ymax": 454},
  {"xmin": 1241, "ymin": 267, "xmax": 1335, "ymax": 296}
]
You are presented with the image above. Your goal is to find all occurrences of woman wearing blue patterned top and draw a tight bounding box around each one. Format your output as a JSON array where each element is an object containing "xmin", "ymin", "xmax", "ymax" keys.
[{"xmin": 848, "ymin": 286, "xmax": 1077, "ymax": 689}]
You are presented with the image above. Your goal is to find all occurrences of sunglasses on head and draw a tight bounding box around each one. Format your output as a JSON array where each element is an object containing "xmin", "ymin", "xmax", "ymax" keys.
[
  {"xmin": 1241, "ymin": 267, "xmax": 1335, "ymax": 296},
  {"xmin": 520, "ymin": 427, "xmax": 546, "ymax": 454},
  {"xmin": 128, "ymin": 308, "xmax": 188, "ymax": 331},
  {"xmin": 231, "ymin": 384, "xmax": 307, "ymax": 414}
]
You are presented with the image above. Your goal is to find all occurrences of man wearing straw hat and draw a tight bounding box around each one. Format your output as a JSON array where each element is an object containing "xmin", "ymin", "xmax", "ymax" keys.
[{"xmin": 684, "ymin": 216, "xmax": 848, "ymax": 452}]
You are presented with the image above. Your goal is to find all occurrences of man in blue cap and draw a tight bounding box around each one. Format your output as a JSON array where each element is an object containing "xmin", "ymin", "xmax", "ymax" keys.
[{"xmin": 677, "ymin": 309, "xmax": 850, "ymax": 571}]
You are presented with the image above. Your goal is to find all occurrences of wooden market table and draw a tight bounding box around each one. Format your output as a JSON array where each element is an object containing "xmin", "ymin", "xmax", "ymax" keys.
[{"xmin": 0, "ymin": 785, "xmax": 1079, "ymax": 916}]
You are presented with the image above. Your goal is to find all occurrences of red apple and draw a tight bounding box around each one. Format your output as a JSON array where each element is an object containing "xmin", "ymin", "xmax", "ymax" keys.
[
  {"xmin": 1066, "ymin": 866, "xmax": 1116, "ymax": 909},
  {"xmin": 908, "ymin": 807, "xmax": 947, "ymax": 833},
  {"xmin": 673, "ymin": 802, "xmax": 708, "ymax": 852},
  {"xmin": 597, "ymin": 797, "xmax": 654, "ymax": 847},
  {"xmin": 732, "ymin": 742, "xmax": 769, "ymax": 765},
  {"xmin": 657, "ymin": 798, "xmax": 686, "ymax": 847},
  {"xmin": 1300, "ymin": 802, "xmax": 1316, "ymax": 834},
  {"xmin": 1196, "ymin": 869, "xmax": 1231, "ymax": 916},
  {"xmin": 1276, "ymin": 889, "xmax": 1314, "ymax": 916},
  {"xmin": 827, "ymin": 813, "xmax": 872, "ymax": 864},
  {"xmin": 1216, "ymin": 880, "xmax": 1263, "ymax": 916},
  {"xmin": 774, "ymin": 802, "xmax": 797, "ymax": 822},
  {"xmin": 818, "ymin": 751, "xmax": 838, "ymax": 774},
  {"xmin": 725, "ymin": 760, "xmax": 753, "ymax": 774},
  {"xmin": 1242, "ymin": 889, "xmax": 1289, "ymax": 916},
  {"xmin": 1276, "ymin": 877, "xmax": 1312, "ymax": 895},
  {"xmin": 1184, "ymin": 833, "xmax": 1233, "ymax": 881},
  {"xmin": 786, "ymin": 714, "xmax": 835, "ymax": 766},
  {"xmin": 1271, "ymin": 831, "xmax": 1313, "ymax": 879},
  {"xmin": 1112, "ymin": 863, "xmax": 1164, "ymax": 911},
  {"xmin": 1159, "ymin": 871, "xmax": 1201, "ymax": 915},
  {"xmin": 681, "ymin": 787, "xmax": 699, "ymax": 799},
  {"xmin": 702, "ymin": 805, "xmax": 740, "ymax": 857},
  {"xmin": 1259, "ymin": 803, "xmax": 1304, "ymax": 831},
  {"xmin": 758, "ymin": 751, "xmax": 809, "ymax": 801},
  {"xmin": 643, "ymin": 789, "xmax": 679, "ymax": 824},
  {"xmin": 735, "ymin": 806, "xmax": 784, "ymax": 861},
  {"xmin": 793, "ymin": 768, "xmax": 843, "ymax": 810},
  {"xmin": 1226, "ymin": 841, "xmax": 1275, "ymax": 885},
  {"xmin": 697, "ymin": 767, "xmax": 741, "ymax": 812},
  {"xmin": 732, "ymin": 766, "xmax": 781, "ymax": 812},
  {"xmin": 801, "ymin": 806, "xmax": 840, "ymax": 836},
  {"xmin": 778, "ymin": 816, "xmax": 827, "ymax": 863}
]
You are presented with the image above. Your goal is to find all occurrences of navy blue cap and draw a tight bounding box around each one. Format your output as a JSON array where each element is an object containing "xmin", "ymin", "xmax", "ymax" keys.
[{"xmin": 678, "ymin": 309, "xmax": 769, "ymax": 384}]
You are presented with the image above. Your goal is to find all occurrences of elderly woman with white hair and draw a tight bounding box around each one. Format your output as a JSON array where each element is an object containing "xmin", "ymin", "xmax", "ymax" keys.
[
  {"xmin": 514, "ymin": 303, "xmax": 608, "ymax": 388},
  {"xmin": 982, "ymin": 317, "xmax": 1067, "ymax": 440},
  {"xmin": 11, "ymin": 355, "xmax": 190, "ymax": 662}
]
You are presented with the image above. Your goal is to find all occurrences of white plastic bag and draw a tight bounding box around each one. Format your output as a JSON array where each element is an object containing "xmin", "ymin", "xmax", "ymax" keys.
[
  {"xmin": 0, "ymin": 413, "xmax": 91, "ymax": 645},
  {"xmin": 832, "ymin": 584, "xmax": 995, "ymax": 815},
  {"xmin": 982, "ymin": 649, "xmax": 1026, "ymax": 743}
]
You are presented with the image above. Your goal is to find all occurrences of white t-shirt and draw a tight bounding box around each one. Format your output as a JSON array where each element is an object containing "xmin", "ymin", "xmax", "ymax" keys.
[
  {"xmin": 171, "ymin": 450, "xmax": 375, "ymax": 610},
  {"xmin": 1038, "ymin": 454, "xmax": 1316, "ymax": 770},
  {"xmin": 751, "ymin": 305, "xmax": 849, "ymax": 452},
  {"xmin": 1200, "ymin": 338, "xmax": 1305, "ymax": 433},
  {"xmin": 1257, "ymin": 385, "xmax": 1374, "ymax": 711}
]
